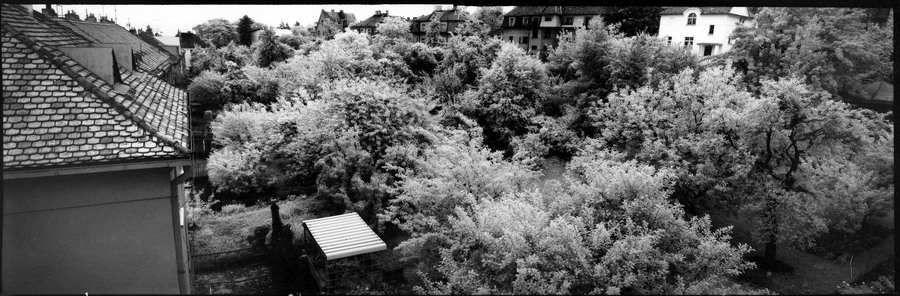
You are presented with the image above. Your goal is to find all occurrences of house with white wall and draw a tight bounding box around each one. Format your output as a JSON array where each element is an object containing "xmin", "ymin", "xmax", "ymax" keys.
[{"xmin": 658, "ymin": 7, "xmax": 751, "ymax": 56}]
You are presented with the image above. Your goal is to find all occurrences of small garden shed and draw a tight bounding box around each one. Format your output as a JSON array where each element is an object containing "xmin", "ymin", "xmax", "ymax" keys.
[{"xmin": 302, "ymin": 212, "xmax": 386, "ymax": 293}]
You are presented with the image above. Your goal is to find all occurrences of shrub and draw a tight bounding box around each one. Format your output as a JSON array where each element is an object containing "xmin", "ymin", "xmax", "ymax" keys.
[{"xmin": 188, "ymin": 70, "xmax": 229, "ymax": 111}]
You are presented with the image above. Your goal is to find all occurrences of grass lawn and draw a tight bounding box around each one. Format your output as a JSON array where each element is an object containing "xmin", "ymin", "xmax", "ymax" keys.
[{"xmin": 188, "ymin": 196, "xmax": 316, "ymax": 255}]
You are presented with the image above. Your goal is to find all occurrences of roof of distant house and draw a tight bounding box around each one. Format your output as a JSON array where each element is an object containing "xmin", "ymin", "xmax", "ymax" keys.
[
  {"xmin": 154, "ymin": 36, "xmax": 180, "ymax": 47},
  {"xmin": 660, "ymin": 7, "xmax": 737, "ymax": 15},
  {"xmin": 350, "ymin": 12, "xmax": 400, "ymax": 29},
  {"xmin": 412, "ymin": 9, "xmax": 469, "ymax": 22},
  {"xmin": 1, "ymin": 4, "xmax": 190, "ymax": 171},
  {"xmin": 50, "ymin": 17, "xmax": 178, "ymax": 75},
  {"xmin": 504, "ymin": 6, "xmax": 609, "ymax": 16},
  {"xmin": 318, "ymin": 9, "xmax": 356, "ymax": 25}
]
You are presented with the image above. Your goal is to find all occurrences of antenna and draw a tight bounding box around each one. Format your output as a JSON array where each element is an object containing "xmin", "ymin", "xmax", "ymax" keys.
[{"xmin": 114, "ymin": 5, "xmax": 118, "ymax": 24}]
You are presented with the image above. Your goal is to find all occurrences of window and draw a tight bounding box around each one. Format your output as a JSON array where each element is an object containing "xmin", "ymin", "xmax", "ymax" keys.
[
  {"xmin": 532, "ymin": 29, "xmax": 538, "ymax": 38},
  {"xmin": 523, "ymin": 17, "xmax": 529, "ymax": 26},
  {"xmin": 583, "ymin": 17, "xmax": 592, "ymax": 27},
  {"xmin": 684, "ymin": 37, "xmax": 694, "ymax": 48},
  {"xmin": 687, "ymin": 13, "xmax": 697, "ymax": 25},
  {"xmin": 544, "ymin": 16, "xmax": 552, "ymax": 21},
  {"xmin": 509, "ymin": 36, "xmax": 514, "ymax": 42},
  {"xmin": 708, "ymin": 25, "xmax": 715, "ymax": 34},
  {"xmin": 532, "ymin": 17, "xmax": 539, "ymax": 24},
  {"xmin": 563, "ymin": 17, "xmax": 574, "ymax": 25},
  {"xmin": 531, "ymin": 45, "xmax": 537, "ymax": 50},
  {"xmin": 519, "ymin": 36, "xmax": 530, "ymax": 44},
  {"xmin": 509, "ymin": 17, "xmax": 516, "ymax": 26},
  {"xmin": 667, "ymin": 36, "xmax": 672, "ymax": 45},
  {"xmin": 740, "ymin": 17, "xmax": 746, "ymax": 24},
  {"xmin": 421, "ymin": 23, "xmax": 427, "ymax": 31},
  {"xmin": 440, "ymin": 23, "xmax": 447, "ymax": 32}
]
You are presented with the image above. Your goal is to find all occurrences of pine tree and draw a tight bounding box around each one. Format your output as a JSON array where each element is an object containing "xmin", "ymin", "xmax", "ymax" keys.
[{"xmin": 237, "ymin": 15, "xmax": 254, "ymax": 46}]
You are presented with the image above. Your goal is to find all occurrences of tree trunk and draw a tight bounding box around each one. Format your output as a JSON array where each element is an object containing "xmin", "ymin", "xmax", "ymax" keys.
[{"xmin": 764, "ymin": 240, "xmax": 777, "ymax": 263}]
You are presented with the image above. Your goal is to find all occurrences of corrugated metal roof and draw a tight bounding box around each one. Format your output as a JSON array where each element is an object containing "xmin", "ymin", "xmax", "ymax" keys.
[{"xmin": 303, "ymin": 213, "xmax": 386, "ymax": 261}]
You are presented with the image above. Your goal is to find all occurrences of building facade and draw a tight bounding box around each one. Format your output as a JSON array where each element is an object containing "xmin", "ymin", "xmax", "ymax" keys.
[
  {"xmin": 2, "ymin": 4, "xmax": 194, "ymax": 294},
  {"xmin": 500, "ymin": 6, "xmax": 608, "ymax": 59},
  {"xmin": 410, "ymin": 5, "xmax": 468, "ymax": 45},
  {"xmin": 658, "ymin": 7, "xmax": 751, "ymax": 56},
  {"xmin": 314, "ymin": 9, "xmax": 356, "ymax": 38}
]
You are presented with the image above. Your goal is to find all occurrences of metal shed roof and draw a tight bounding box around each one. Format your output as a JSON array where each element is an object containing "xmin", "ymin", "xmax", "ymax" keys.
[{"xmin": 303, "ymin": 212, "xmax": 387, "ymax": 261}]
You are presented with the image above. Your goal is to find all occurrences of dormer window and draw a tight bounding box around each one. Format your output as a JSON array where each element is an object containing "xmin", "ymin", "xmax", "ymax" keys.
[
  {"xmin": 523, "ymin": 17, "xmax": 529, "ymax": 26},
  {"xmin": 509, "ymin": 17, "xmax": 516, "ymax": 26},
  {"xmin": 544, "ymin": 16, "xmax": 552, "ymax": 21},
  {"xmin": 687, "ymin": 13, "xmax": 697, "ymax": 25}
]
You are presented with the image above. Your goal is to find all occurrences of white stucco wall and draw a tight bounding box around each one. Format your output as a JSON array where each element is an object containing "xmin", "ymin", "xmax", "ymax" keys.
[{"xmin": 658, "ymin": 8, "xmax": 751, "ymax": 56}]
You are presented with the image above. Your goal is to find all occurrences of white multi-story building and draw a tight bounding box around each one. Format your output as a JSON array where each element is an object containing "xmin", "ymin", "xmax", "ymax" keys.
[{"xmin": 658, "ymin": 7, "xmax": 752, "ymax": 56}]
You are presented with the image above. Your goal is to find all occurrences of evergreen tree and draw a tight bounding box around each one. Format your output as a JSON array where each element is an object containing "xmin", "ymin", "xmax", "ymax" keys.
[{"xmin": 237, "ymin": 15, "xmax": 255, "ymax": 46}]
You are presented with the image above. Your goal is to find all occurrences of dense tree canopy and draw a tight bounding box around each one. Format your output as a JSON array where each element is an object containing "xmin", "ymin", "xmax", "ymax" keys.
[
  {"xmin": 194, "ymin": 18, "xmax": 238, "ymax": 48},
  {"xmin": 728, "ymin": 8, "xmax": 893, "ymax": 99}
]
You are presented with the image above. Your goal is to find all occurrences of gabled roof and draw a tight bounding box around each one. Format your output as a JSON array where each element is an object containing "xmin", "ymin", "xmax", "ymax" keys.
[
  {"xmin": 505, "ymin": 6, "xmax": 609, "ymax": 16},
  {"xmin": 412, "ymin": 9, "xmax": 469, "ymax": 23},
  {"xmin": 661, "ymin": 7, "xmax": 737, "ymax": 15},
  {"xmin": 2, "ymin": 4, "xmax": 190, "ymax": 171},
  {"xmin": 350, "ymin": 13, "xmax": 399, "ymax": 29},
  {"xmin": 318, "ymin": 10, "xmax": 356, "ymax": 24},
  {"xmin": 155, "ymin": 36, "xmax": 181, "ymax": 47},
  {"xmin": 50, "ymin": 17, "xmax": 178, "ymax": 76}
]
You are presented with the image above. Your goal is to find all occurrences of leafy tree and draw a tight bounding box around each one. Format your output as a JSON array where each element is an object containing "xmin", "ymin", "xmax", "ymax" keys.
[
  {"xmin": 729, "ymin": 8, "xmax": 891, "ymax": 99},
  {"xmin": 548, "ymin": 24, "xmax": 695, "ymax": 137},
  {"xmin": 471, "ymin": 6, "xmax": 504, "ymax": 36},
  {"xmin": 193, "ymin": 18, "xmax": 238, "ymax": 48},
  {"xmin": 739, "ymin": 77, "xmax": 892, "ymax": 262},
  {"xmin": 459, "ymin": 43, "xmax": 548, "ymax": 153},
  {"xmin": 602, "ymin": 7, "xmax": 663, "ymax": 36},
  {"xmin": 317, "ymin": 18, "xmax": 344, "ymax": 39},
  {"xmin": 187, "ymin": 70, "xmax": 229, "ymax": 111},
  {"xmin": 384, "ymin": 137, "xmax": 754, "ymax": 294},
  {"xmin": 375, "ymin": 17, "xmax": 411, "ymax": 40},
  {"xmin": 590, "ymin": 66, "xmax": 755, "ymax": 215},
  {"xmin": 237, "ymin": 15, "xmax": 255, "ymax": 46},
  {"xmin": 254, "ymin": 29, "xmax": 293, "ymax": 68}
]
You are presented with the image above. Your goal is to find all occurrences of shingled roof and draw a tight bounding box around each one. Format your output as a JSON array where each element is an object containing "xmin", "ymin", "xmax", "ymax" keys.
[
  {"xmin": 51, "ymin": 18, "xmax": 178, "ymax": 76},
  {"xmin": 2, "ymin": 4, "xmax": 190, "ymax": 171},
  {"xmin": 412, "ymin": 9, "xmax": 469, "ymax": 22},
  {"xmin": 660, "ymin": 7, "xmax": 737, "ymax": 15},
  {"xmin": 505, "ymin": 6, "xmax": 609, "ymax": 16},
  {"xmin": 350, "ymin": 12, "xmax": 399, "ymax": 29}
]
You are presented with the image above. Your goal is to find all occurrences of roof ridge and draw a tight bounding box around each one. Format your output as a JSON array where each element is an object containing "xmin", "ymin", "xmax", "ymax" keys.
[{"xmin": 1, "ymin": 21, "xmax": 191, "ymax": 155}]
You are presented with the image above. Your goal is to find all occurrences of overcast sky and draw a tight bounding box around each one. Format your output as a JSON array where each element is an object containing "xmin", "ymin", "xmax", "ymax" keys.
[{"xmin": 38, "ymin": 4, "xmax": 514, "ymax": 36}]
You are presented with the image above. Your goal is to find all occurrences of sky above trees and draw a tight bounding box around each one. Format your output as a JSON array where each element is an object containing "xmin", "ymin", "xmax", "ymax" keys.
[{"xmin": 37, "ymin": 4, "xmax": 513, "ymax": 37}]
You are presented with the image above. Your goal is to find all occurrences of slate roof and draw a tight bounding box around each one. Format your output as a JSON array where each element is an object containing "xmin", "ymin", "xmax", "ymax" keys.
[
  {"xmin": 412, "ymin": 9, "xmax": 469, "ymax": 22},
  {"xmin": 350, "ymin": 13, "xmax": 397, "ymax": 29},
  {"xmin": 319, "ymin": 10, "xmax": 357, "ymax": 25},
  {"xmin": 661, "ymin": 7, "xmax": 736, "ymax": 15},
  {"xmin": 504, "ymin": 6, "xmax": 609, "ymax": 16},
  {"xmin": 2, "ymin": 4, "xmax": 190, "ymax": 171},
  {"xmin": 50, "ymin": 17, "xmax": 178, "ymax": 76}
]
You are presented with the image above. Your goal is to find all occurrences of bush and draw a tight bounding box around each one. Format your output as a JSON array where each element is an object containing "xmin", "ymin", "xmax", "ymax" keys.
[{"xmin": 188, "ymin": 70, "xmax": 229, "ymax": 111}]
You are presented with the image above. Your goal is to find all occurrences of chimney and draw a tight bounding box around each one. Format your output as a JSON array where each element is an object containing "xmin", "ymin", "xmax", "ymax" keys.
[
  {"xmin": 64, "ymin": 10, "xmax": 80, "ymax": 20},
  {"xmin": 434, "ymin": 5, "xmax": 442, "ymax": 12},
  {"xmin": 41, "ymin": 4, "xmax": 58, "ymax": 17},
  {"xmin": 385, "ymin": 10, "xmax": 389, "ymax": 16},
  {"xmin": 375, "ymin": 10, "xmax": 381, "ymax": 15},
  {"xmin": 85, "ymin": 13, "xmax": 97, "ymax": 22}
]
